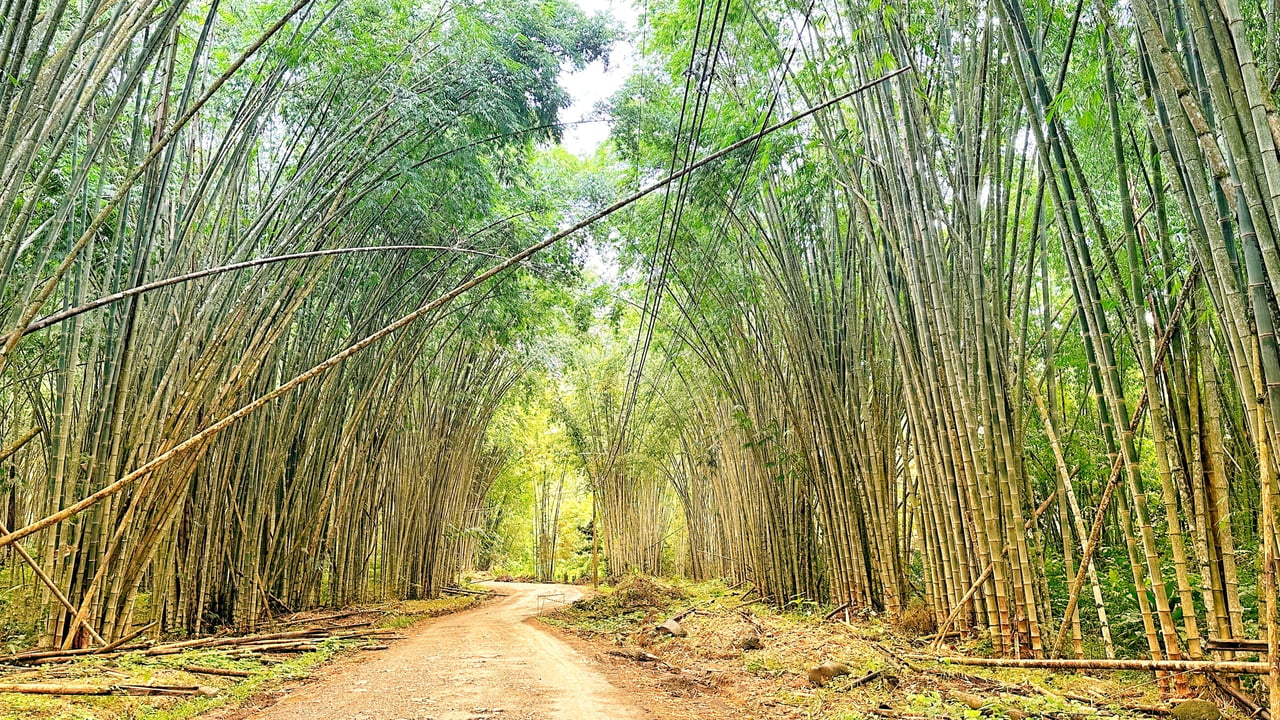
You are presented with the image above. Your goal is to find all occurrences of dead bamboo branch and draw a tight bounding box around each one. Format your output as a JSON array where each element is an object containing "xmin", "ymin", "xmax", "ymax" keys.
[{"xmin": 180, "ymin": 666, "xmax": 254, "ymax": 677}]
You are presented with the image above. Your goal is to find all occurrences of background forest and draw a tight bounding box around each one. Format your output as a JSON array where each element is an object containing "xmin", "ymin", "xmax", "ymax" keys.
[{"xmin": 5, "ymin": 0, "xmax": 1280, "ymax": 702}]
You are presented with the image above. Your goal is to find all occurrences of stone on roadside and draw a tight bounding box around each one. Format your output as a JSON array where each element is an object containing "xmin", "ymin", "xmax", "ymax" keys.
[
  {"xmin": 1172, "ymin": 700, "xmax": 1220, "ymax": 720},
  {"xmin": 807, "ymin": 661, "xmax": 850, "ymax": 686},
  {"xmin": 656, "ymin": 618, "xmax": 687, "ymax": 637},
  {"xmin": 734, "ymin": 631, "xmax": 762, "ymax": 650}
]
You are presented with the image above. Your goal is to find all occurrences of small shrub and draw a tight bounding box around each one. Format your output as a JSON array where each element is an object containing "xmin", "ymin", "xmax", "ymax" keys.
[{"xmin": 898, "ymin": 599, "xmax": 936, "ymax": 636}]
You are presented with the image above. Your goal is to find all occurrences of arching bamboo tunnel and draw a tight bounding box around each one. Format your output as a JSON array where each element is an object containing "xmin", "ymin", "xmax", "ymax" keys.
[{"xmin": 7, "ymin": 0, "xmax": 1280, "ymax": 711}]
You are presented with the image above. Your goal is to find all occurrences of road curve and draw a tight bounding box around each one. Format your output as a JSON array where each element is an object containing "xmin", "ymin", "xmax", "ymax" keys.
[{"xmin": 245, "ymin": 581, "xmax": 649, "ymax": 720}]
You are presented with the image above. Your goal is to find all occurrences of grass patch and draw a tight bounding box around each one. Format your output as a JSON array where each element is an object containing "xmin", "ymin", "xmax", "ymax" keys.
[
  {"xmin": 376, "ymin": 595, "xmax": 478, "ymax": 629},
  {"xmin": 378, "ymin": 615, "xmax": 417, "ymax": 629}
]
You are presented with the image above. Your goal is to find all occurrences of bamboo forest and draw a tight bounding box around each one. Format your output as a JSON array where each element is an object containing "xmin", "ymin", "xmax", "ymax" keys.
[{"xmin": 10, "ymin": 0, "xmax": 1280, "ymax": 717}]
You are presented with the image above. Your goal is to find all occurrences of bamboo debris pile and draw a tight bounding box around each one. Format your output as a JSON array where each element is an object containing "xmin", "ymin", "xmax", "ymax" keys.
[
  {"xmin": 0, "ymin": 609, "xmax": 415, "ymax": 697},
  {"xmin": 556, "ymin": 577, "xmax": 1222, "ymax": 720},
  {"xmin": 0, "ymin": 622, "xmax": 403, "ymax": 667}
]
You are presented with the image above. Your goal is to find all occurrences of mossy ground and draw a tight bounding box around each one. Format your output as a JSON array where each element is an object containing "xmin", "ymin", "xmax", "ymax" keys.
[
  {"xmin": 544, "ymin": 576, "xmax": 1236, "ymax": 720},
  {"xmin": 0, "ymin": 595, "xmax": 479, "ymax": 720}
]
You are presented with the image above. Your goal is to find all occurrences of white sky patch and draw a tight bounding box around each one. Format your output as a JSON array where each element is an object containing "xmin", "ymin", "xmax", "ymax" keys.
[
  {"xmin": 560, "ymin": 0, "xmax": 638, "ymax": 157},
  {"xmin": 1014, "ymin": 126, "xmax": 1036, "ymax": 157}
]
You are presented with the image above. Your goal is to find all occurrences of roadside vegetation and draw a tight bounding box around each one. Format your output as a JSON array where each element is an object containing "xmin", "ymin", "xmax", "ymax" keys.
[{"xmin": 546, "ymin": 576, "xmax": 1199, "ymax": 720}]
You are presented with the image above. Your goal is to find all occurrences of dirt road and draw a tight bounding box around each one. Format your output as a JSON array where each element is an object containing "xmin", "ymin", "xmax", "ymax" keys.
[{"xmin": 246, "ymin": 582, "xmax": 650, "ymax": 720}]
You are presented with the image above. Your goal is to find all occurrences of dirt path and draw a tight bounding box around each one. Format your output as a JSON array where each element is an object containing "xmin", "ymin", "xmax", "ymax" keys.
[{"xmin": 245, "ymin": 582, "xmax": 651, "ymax": 720}]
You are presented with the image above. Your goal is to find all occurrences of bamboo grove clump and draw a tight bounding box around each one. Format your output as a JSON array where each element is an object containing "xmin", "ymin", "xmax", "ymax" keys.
[
  {"xmin": 597, "ymin": 0, "xmax": 1280, "ymax": 701},
  {"xmin": 0, "ymin": 0, "xmax": 609, "ymax": 647},
  {"xmin": 534, "ymin": 467, "xmax": 567, "ymax": 582},
  {"xmin": 559, "ymin": 346, "xmax": 674, "ymax": 579},
  {"xmin": 658, "ymin": 211, "xmax": 898, "ymax": 608}
]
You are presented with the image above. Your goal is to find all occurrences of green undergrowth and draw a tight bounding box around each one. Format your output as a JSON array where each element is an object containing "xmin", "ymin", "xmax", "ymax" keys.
[
  {"xmin": 0, "ymin": 594, "xmax": 481, "ymax": 720},
  {"xmin": 0, "ymin": 569, "xmax": 41, "ymax": 654},
  {"xmin": 377, "ymin": 595, "xmax": 480, "ymax": 627}
]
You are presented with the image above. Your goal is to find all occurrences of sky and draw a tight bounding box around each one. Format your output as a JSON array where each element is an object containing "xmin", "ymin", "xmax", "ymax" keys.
[{"xmin": 559, "ymin": 0, "xmax": 639, "ymax": 157}]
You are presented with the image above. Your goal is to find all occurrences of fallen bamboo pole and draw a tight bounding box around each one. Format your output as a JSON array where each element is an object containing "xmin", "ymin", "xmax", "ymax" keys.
[
  {"xmin": 113, "ymin": 684, "xmax": 217, "ymax": 696},
  {"xmin": 1207, "ymin": 638, "xmax": 1268, "ymax": 653},
  {"xmin": 0, "ymin": 624, "xmax": 379, "ymax": 666},
  {"xmin": 148, "ymin": 628, "xmax": 320, "ymax": 653},
  {"xmin": 0, "ymin": 682, "xmax": 217, "ymax": 697},
  {"xmin": 930, "ymin": 656, "xmax": 1269, "ymax": 674},
  {"xmin": 0, "ymin": 683, "xmax": 108, "ymax": 695},
  {"xmin": 181, "ymin": 666, "xmax": 254, "ymax": 678}
]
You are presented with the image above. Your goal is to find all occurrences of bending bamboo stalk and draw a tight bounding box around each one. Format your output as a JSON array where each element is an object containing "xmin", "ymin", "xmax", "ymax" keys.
[
  {"xmin": 16, "ymin": 245, "xmax": 513, "ymax": 338},
  {"xmin": 0, "ymin": 426, "xmax": 40, "ymax": 462}
]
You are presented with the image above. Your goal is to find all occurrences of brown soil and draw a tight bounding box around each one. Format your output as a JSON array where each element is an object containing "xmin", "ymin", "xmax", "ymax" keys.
[{"xmin": 232, "ymin": 582, "xmax": 740, "ymax": 720}]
